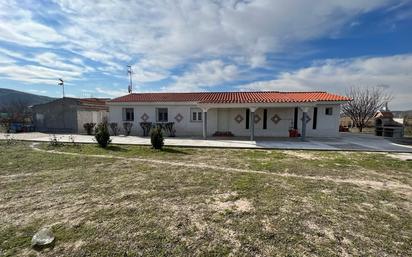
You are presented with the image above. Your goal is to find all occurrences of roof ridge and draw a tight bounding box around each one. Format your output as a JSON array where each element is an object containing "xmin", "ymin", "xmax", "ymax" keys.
[{"xmin": 127, "ymin": 91, "xmax": 327, "ymax": 95}]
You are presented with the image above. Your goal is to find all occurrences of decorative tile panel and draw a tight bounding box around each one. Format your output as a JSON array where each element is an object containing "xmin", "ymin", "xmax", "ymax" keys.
[
  {"xmin": 174, "ymin": 113, "xmax": 183, "ymax": 123},
  {"xmin": 271, "ymin": 114, "xmax": 281, "ymax": 124},
  {"xmin": 141, "ymin": 113, "xmax": 149, "ymax": 122},
  {"xmin": 254, "ymin": 114, "xmax": 261, "ymax": 124},
  {"xmin": 234, "ymin": 114, "xmax": 244, "ymax": 124}
]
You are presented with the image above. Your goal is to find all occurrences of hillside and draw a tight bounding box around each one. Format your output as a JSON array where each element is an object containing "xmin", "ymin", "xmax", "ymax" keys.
[{"xmin": 0, "ymin": 88, "xmax": 55, "ymax": 109}]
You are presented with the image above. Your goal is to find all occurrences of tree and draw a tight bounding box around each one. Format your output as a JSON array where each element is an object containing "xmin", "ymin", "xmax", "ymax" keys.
[
  {"xmin": 150, "ymin": 127, "xmax": 164, "ymax": 150},
  {"xmin": 342, "ymin": 86, "xmax": 391, "ymax": 132},
  {"xmin": 94, "ymin": 122, "xmax": 111, "ymax": 148}
]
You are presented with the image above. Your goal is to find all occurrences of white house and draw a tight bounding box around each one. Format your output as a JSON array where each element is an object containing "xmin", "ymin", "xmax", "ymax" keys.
[{"xmin": 108, "ymin": 91, "xmax": 350, "ymax": 139}]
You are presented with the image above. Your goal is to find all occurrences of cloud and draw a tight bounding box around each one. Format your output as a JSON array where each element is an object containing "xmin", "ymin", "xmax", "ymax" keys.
[
  {"xmin": 238, "ymin": 54, "xmax": 412, "ymax": 110},
  {"xmin": 95, "ymin": 87, "xmax": 127, "ymax": 98},
  {"xmin": 165, "ymin": 60, "xmax": 239, "ymax": 92},
  {"xmin": 0, "ymin": 63, "xmax": 84, "ymax": 85},
  {"xmin": 1, "ymin": 0, "xmax": 395, "ymax": 78},
  {"xmin": 0, "ymin": 0, "xmax": 410, "ymax": 109}
]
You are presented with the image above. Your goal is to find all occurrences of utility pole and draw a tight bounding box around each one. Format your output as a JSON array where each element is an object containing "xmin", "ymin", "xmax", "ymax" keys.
[
  {"xmin": 58, "ymin": 78, "xmax": 65, "ymax": 98},
  {"xmin": 127, "ymin": 65, "xmax": 133, "ymax": 93}
]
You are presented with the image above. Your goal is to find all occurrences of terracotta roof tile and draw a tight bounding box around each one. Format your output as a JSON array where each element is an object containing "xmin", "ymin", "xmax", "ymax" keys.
[{"xmin": 110, "ymin": 91, "xmax": 350, "ymax": 104}]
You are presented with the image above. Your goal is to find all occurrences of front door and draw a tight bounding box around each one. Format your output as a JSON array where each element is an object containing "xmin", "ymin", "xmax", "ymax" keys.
[{"xmin": 218, "ymin": 109, "xmax": 229, "ymax": 131}]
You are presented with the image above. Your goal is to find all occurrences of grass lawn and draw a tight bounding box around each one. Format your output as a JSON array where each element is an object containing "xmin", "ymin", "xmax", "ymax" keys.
[{"xmin": 0, "ymin": 142, "xmax": 411, "ymax": 256}]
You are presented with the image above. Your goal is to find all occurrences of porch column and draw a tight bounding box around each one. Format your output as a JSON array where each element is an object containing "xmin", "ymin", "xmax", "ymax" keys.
[
  {"xmin": 202, "ymin": 108, "xmax": 208, "ymax": 139},
  {"xmin": 249, "ymin": 107, "xmax": 257, "ymax": 141},
  {"xmin": 301, "ymin": 107, "xmax": 309, "ymax": 141}
]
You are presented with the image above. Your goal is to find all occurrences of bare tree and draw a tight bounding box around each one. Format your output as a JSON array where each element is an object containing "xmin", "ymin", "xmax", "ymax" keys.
[{"xmin": 342, "ymin": 86, "xmax": 391, "ymax": 132}]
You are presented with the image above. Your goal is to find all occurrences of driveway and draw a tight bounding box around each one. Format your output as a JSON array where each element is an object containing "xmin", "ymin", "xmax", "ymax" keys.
[{"xmin": 1, "ymin": 132, "xmax": 411, "ymax": 152}]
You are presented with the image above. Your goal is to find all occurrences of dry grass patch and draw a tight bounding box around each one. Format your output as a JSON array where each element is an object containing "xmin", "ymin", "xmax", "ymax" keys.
[{"xmin": 0, "ymin": 142, "xmax": 411, "ymax": 256}]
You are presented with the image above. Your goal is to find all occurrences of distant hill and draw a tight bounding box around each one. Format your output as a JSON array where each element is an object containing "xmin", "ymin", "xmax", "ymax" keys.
[{"xmin": 0, "ymin": 88, "xmax": 55, "ymax": 110}]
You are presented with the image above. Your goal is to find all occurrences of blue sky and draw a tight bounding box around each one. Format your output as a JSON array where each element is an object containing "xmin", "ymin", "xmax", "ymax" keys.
[{"xmin": 0, "ymin": 0, "xmax": 411, "ymax": 109}]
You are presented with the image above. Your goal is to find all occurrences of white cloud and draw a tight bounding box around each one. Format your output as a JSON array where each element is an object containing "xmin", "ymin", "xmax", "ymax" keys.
[
  {"xmin": 238, "ymin": 54, "xmax": 412, "ymax": 110},
  {"xmin": 0, "ymin": 0, "xmax": 410, "ymax": 109},
  {"xmin": 0, "ymin": 63, "xmax": 84, "ymax": 85},
  {"xmin": 95, "ymin": 87, "xmax": 127, "ymax": 98},
  {"xmin": 46, "ymin": 0, "xmax": 400, "ymax": 71},
  {"xmin": 34, "ymin": 52, "xmax": 94, "ymax": 73},
  {"xmin": 165, "ymin": 60, "xmax": 239, "ymax": 92}
]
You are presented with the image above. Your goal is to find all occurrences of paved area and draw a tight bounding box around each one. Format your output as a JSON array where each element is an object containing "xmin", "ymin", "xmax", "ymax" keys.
[{"xmin": 1, "ymin": 132, "xmax": 412, "ymax": 152}]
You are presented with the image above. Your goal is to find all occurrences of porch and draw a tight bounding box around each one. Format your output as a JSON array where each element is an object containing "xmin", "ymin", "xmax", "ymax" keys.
[{"xmin": 198, "ymin": 104, "xmax": 317, "ymax": 141}]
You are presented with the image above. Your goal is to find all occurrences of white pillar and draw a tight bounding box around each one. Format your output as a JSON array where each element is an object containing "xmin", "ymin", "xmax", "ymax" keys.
[
  {"xmin": 202, "ymin": 108, "xmax": 208, "ymax": 139},
  {"xmin": 249, "ymin": 107, "xmax": 257, "ymax": 141}
]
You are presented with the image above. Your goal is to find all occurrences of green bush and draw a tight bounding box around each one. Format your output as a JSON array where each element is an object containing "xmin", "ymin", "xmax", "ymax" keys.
[
  {"xmin": 94, "ymin": 122, "xmax": 111, "ymax": 148},
  {"xmin": 150, "ymin": 127, "xmax": 164, "ymax": 150}
]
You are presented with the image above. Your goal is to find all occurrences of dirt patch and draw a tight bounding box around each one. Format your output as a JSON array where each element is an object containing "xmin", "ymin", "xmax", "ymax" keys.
[
  {"xmin": 211, "ymin": 194, "xmax": 254, "ymax": 213},
  {"xmin": 283, "ymin": 151, "xmax": 325, "ymax": 160},
  {"xmin": 30, "ymin": 143, "xmax": 412, "ymax": 196}
]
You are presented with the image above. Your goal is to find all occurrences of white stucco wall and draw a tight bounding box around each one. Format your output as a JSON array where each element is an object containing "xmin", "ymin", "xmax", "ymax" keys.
[
  {"xmin": 77, "ymin": 110, "xmax": 108, "ymax": 134},
  {"xmin": 108, "ymin": 104, "xmax": 218, "ymax": 136},
  {"xmin": 108, "ymin": 103, "xmax": 341, "ymax": 137}
]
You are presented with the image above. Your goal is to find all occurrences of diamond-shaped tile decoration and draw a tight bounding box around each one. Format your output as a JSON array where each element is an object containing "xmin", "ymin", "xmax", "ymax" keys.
[
  {"xmin": 254, "ymin": 114, "xmax": 261, "ymax": 124},
  {"xmin": 234, "ymin": 114, "xmax": 244, "ymax": 124},
  {"xmin": 141, "ymin": 113, "xmax": 149, "ymax": 122},
  {"xmin": 174, "ymin": 113, "xmax": 183, "ymax": 123},
  {"xmin": 271, "ymin": 114, "xmax": 282, "ymax": 124}
]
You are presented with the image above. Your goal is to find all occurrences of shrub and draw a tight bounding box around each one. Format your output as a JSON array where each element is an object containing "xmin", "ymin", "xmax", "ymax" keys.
[
  {"xmin": 83, "ymin": 123, "xmax": 96, "ymax": 135},
  {"xmin": 68, "ymin": 135, "xmax": 79, "ymax": 147},
  {"xmin": 150, "ymin": 127, "xmax": 164, "ymax": 150},
  {"xmin": 123, "ymin": 122, "xmax": 133, "ymax": 136},
  {"xmin": 94, "ymin": 122, "xmax": 111, "ymax": 148},
  {"xmin": 1, "ymin": 133, "xmax": 17, "ymax": 145},
  {"xmin": 0, "ymin": 118, "xmax": 11, "ymax": 133},
  {"xmin": 139, "ymin": 122, "xmax": 152, "ymax": 136},
  {"xmin": 109, "ymin": 122, "xmax": 120, "ymax": 136},
  {"xmin": 49, "ymin": 134, "xmax": 63, "ymax": 147}
]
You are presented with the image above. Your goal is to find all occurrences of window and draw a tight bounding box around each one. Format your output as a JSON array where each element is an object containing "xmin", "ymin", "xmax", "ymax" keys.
[
  {"xmin": 191, "ymin": 108, "xmax": 202, "ymax": 121},
  {"xmin": 157, "ymin": 108, "xmax": 168, "ymax": 122},
  {"xmin": 325, "ymin": 107, "xmax": 333, "ymax": 116},
  {"xmin": 123, "ymin": 108, "xmax": 134, "ymax": 121},
  {"xmin": 263, "ymin": 109, "xmax": 267, "ymax": 129},
  {"xmin": 312, "ymin": 107, "xmax": 318, "ymax": 129}
]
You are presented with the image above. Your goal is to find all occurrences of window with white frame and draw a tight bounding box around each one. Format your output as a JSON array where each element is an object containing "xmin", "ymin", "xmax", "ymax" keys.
[
  {"xmin": 190, "ymin": 108, "xmax": 202, "ymax": 122},
  {"xmin": 122, "ymin": 108, "xmax": 134, "ymax": 121},
  {"xmin": 157, "ymin": 108, "xmax": 168, "ymax": 122},
  {"xmin": 325, "ymin": 107, "xmax": 333, "ymax": 116}
]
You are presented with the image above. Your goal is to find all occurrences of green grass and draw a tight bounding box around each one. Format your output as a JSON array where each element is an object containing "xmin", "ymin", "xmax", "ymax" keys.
[{"xmin": 1, "ymin": 142, "xmax": 411, "ymax": 256}]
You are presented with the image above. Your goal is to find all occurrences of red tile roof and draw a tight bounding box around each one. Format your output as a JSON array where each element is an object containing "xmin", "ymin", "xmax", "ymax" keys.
[{"xmin": 110, "ymin": 91, "xmax": 350, "ymax": 104}]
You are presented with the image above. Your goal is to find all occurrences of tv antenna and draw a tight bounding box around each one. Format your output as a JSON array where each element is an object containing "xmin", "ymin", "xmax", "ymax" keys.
[
  {"xmin": 58, "ymin": 78, "xmax": 65, "ymax": 98},
  {"xmin": 127, "ymin": 65, "xmax": 133, "ymax": 93}
]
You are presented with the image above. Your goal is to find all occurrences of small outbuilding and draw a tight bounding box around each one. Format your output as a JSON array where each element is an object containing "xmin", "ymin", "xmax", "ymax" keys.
[{"xmin": 32, "ymin": 97, "xmax": 109, "ymax": 133}]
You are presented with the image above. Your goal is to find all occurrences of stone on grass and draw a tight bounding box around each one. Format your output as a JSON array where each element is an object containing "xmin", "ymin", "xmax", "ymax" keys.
[{"xmin": 31, "ymin": 227, "xmax": 55, "ymax": 247}]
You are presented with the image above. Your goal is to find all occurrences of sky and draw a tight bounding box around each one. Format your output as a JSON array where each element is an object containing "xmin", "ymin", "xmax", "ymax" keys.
[{"xmin": 0, "ymin": 0, "xmax": 411, "ymax": 110}]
